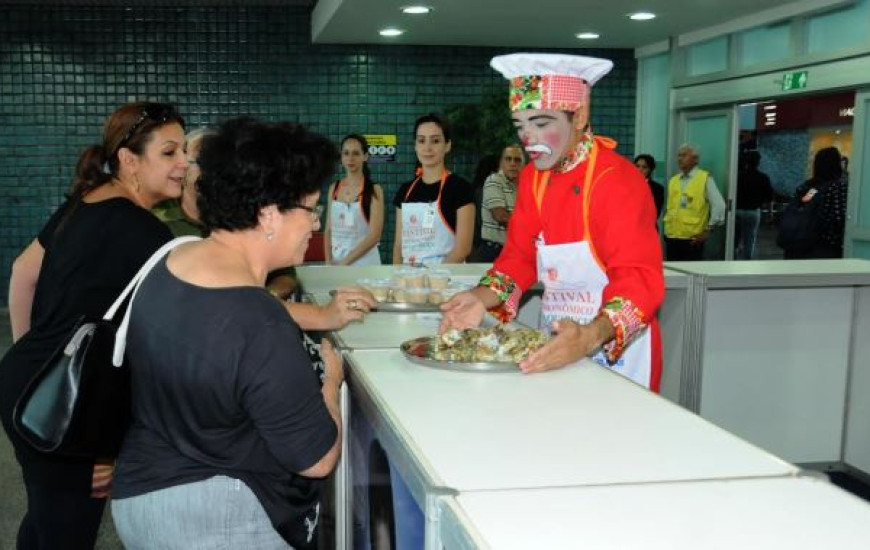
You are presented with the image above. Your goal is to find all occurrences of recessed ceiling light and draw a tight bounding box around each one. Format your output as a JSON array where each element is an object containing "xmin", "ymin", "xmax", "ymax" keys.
[
  {"xmin": 576, "ymin": 32, "xmax": 600, "ymax": 40},
  {"xmin": 379, "ymin": 28, "xmax": 404, "ymax": 37},
  {"xmin": 629, "ymin": 12, "xmax": 656, "ymax": 21},
  {"xmin": 402, "ymin": 6, "xmax": 431, "ymax": 14}
]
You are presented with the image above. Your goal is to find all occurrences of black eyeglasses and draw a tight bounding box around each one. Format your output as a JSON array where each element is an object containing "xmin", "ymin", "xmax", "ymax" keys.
[{"xmin": 117, "ymin": 104, "xmax": 181, "ymax": 152}]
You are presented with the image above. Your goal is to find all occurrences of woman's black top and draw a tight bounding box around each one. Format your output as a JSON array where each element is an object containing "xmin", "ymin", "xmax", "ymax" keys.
[
  {"xmin": 392, "ymin": 173, "xmax": 475, "ymax": 232},
  {"xmin": 0, "ymin": 198, "xmax": 172, "ymax": 491},
  {"xmin": 113, "ymin": 258, "xmax": 336, "ymax": 547}
]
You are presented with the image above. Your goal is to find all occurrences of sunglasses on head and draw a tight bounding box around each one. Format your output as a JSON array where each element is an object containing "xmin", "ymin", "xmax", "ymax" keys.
[{"xmin": 117, "ymin": 104, "xmax": 181, "ymax": 152}]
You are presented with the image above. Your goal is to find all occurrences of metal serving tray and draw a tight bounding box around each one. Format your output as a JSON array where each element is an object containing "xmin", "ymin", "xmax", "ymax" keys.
[
  {"xmin": 400, "ymin": 336, "xmax": 521, "ymax": 373},
  {"xmin": 329, "ymin": 289, "xmax": 443, "ymax": 313}
]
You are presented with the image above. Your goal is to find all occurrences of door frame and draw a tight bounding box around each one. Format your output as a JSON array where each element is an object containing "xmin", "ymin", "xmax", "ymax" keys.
[
  {"xmin": 847, "ymin": 88, "xmax": 870, "ymax": 256},
  {"xmin": 672, "ymin": 106, "xmax": 739, "ymax": 260}
]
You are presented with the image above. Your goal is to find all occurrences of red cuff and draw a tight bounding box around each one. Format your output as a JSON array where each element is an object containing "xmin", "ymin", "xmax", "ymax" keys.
[
  {"xmin": 479, "ymin": 268, "xmax": 522, "ymax": 323},
  {"xmin": 598, "ymin": 297, "xmax": 647, "ymax": 364}
]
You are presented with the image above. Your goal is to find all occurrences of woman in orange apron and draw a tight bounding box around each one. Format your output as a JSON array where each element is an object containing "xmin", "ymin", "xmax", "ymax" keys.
[
  {"xmin": 324, "ymin": 134, "xmax": 384, "ymax": 265},
  {"xmin": 441, "ymin": 54, "xmax": 665, "ymax": 392},
  {"xmin": 392, "ymin": 113, "xmax": 475, "ymax": 265}
]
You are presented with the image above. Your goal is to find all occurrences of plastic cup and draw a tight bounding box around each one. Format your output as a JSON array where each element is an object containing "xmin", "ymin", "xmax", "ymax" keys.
[{"xmin": 427, "ymin": 269, "xmax": 451, "ymax": 290}]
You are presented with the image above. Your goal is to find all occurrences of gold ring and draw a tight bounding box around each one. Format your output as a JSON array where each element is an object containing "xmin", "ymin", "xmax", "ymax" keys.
[{"xmin": 348, "ymin": 299, "xmax": 358, "ymax": 310}]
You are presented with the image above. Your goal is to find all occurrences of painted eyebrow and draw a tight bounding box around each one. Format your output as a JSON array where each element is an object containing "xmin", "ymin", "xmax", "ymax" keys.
[{"xmin": 527, "ymin": 115, "xmax": 559, "ymax": 122}]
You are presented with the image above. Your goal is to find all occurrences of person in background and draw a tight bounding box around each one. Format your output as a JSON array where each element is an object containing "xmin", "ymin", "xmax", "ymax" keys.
[
  {"xmin": 153, "ymin": 127, "xmax": 213, "ymax": 237},
  {"xmin": 783, "ymin": 146, "xmax": 849, "ymax": 259},
  {"xmin": 324, "ymin": 134, "xmax": 384, "ymax": 265},
  {"xmin": 662, "ymin": 144, "xmax": 727, "ymax": 261},
  {"xmin": 734, "ymin": 150, "xmax": 774, "ymax": 260},
  {"xmin": 469, "ymin": 153, "xmax": 500, "ymax": 261},
  {"xmin": 441, "ymin": 53, "xmax": 664, "ymax": 391},
  {"xmin": 392, "ymin": 113, "xmax": 475, "ymax": 265},
  {"xmin": 479, "ymin": 144, "xmax": 524, "ymax": 262},
  {"xmin": 111, "ymin": 118, "xmax": 343, "ymax": 549},
  {"xmin": 0, "ymin": 102, "xmax": 185, "ymax": 549},
  {"xmin": 634, "ymin": 153, "xmax": 664, "ymax": 223}
]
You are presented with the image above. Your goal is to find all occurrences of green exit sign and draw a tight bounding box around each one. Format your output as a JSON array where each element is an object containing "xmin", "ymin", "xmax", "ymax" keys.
[{"xmin": 782, "ymin": 71, "xmax": 808, "ymax": 91}]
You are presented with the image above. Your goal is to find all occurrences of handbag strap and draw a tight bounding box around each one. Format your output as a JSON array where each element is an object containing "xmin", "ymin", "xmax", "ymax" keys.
[{"xmin": 107, "ymin": 235, "xmax": 201, "ymax": 366}]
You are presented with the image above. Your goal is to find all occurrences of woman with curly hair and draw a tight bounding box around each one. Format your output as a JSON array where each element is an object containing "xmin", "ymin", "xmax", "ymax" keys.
[{"xmin": 111, "ymin": 118, "xmax": 343, "ymax": 549}]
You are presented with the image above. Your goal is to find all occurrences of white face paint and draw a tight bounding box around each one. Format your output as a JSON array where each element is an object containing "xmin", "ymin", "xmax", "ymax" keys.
[{"xmin": 511, "ymin": 109, "xmax": 573, "ymax": 170}]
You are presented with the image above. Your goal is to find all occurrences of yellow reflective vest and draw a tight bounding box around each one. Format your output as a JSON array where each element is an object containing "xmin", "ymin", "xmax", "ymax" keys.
[{"xmin": 664, "ymin": 169, "xmax": 710, "ymax": 239}]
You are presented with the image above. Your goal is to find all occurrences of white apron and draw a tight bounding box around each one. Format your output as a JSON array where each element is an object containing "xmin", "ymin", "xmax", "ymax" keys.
[
  {"xmin": 329, "ymin": 183, "xmax": 381, "ymax": 266},
  {"xmin": 401, "ymin": 171, "xmax": 454, "ymax": 265},
  {"xmin": 534, "ymin": 143, "xmax": 652, "ymax": 389}
]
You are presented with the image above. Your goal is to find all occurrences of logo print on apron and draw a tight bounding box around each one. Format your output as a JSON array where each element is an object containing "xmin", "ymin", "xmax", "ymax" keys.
[
  {"xmin": 401, "ymin": 171, "xmax": 455, "ymax": 265},
  {"xmin": 533, "ymin": 142, "xmax": 652, "ymax": 388}
]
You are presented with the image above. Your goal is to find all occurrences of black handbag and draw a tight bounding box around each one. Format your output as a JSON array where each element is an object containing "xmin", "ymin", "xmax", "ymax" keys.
[{"xmin": 13, "ymin": 236, "xmax": 200, "ymax": 459}]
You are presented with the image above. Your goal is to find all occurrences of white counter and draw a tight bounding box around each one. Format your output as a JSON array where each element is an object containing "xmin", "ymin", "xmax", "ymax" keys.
[
  {"xmin": 665, "ymin": 258, "xmax": 870, "ymax": 287},
  {"xmin": 331, "ymin": 312, "xmax": 440, "ymax": 351},
  {"xmin": 347, "ymin": 349, "xmax": 797, "ymax": 499},
  {"xmin": 439, "ymin": 477, "xmax": 870, "ymax": 550},
  {"xmin": 659, "ymin": 268, "xmax": 694, "ymax": 405},
  {"xmin": 664, "ymin": 259, "xmax": 870, "ymax": 468}
]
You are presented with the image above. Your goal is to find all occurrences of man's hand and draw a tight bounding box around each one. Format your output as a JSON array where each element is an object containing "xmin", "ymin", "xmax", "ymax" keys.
[
  {"xmin": 439, "ymin": 291, "xmax": 487, "ymax": 333},
  {"xmin": 691, "ymin": 228, "xmax": 711, "ymax": 245},
  {"xmin": 519, "ymin": 317, "xmax": 613, "ymax": 374}
]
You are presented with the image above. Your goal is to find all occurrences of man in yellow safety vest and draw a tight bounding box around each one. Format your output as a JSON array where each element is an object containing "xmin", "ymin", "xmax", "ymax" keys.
[{"xmin": 662, "ymin": 144, "xmax": 726, "ymax": 261}]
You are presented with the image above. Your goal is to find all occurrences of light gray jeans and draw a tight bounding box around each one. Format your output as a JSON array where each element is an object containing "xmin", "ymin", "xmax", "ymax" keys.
[{"xmin": 111, "ymin": 475, "xmax": 292, "ymax": 550}]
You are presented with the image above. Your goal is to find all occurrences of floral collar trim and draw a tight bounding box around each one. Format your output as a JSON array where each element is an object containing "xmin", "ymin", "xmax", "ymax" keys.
[{"xmin": 557, "ymin": 130, "xmax": 594, "ymax": 173}]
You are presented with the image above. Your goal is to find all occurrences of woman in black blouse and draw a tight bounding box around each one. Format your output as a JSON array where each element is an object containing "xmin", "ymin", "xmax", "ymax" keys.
[
  {"xmin": 392, "ymin": 113, "xmax": 475, "ymax": 265},
  {"xmin": 111, "ymin": 118, "xmax": 343, "ymax": 549},
  {"xmin": 784, "ymin": 147, "xmax": 848, "ymax": 259},
  {"xmin": 0, "ymin": 102, "xmax": 186, "ymax": 549}
]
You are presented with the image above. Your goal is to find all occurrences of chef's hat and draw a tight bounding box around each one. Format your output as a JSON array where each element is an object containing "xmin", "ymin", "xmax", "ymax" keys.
[{"xmin": 490, "ymin": 53, "xmax": 613, "ymax": 112}]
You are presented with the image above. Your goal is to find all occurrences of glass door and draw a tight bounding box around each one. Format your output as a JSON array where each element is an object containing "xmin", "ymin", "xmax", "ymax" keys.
[
  {"xmin": 676, "ymin": 108, "xmax": 737, "ymax": 260},
  {"xmin": 848, "ymin": 89, "xmax": 870, "ymax": 258}
]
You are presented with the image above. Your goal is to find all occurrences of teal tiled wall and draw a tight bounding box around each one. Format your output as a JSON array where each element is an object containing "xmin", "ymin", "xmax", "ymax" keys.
[{"xmin": 0, "ymin": 5, "xmax": 636, "ymax": 306}]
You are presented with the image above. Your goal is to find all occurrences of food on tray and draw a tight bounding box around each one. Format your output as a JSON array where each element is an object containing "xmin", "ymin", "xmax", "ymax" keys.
[
  {"xmin": 357, "ymin": 278, "xmax": 390, "ymax": 301},
  {"xmin": 426, "ymin": 269, "xmax": 451, "ymax": 290},
  {"xmin": 395, "ymin": 267, "xmax": 427, "ymax": 288},
  {"xmin": 352, "ymin": 268, "xmax": 460, "ymax": 307},
  {"xmin": 405, "ymin": 288, "xmax": 429, "ymax": 304},
  {"xmin": 430, "ymin": 325, "xmax": 548, "ymax": 363}
]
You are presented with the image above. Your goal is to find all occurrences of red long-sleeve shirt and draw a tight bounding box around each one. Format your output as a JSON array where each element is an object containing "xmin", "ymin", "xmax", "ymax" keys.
[{"xmin": 493, "ymin": 144, "xmax": 665, "ymax": 389}]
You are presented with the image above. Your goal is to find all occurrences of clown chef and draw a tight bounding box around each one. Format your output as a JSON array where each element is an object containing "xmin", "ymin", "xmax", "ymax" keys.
[{"xmin": 441, "ymin": 53, "xmax": 665, "ymax": 391}]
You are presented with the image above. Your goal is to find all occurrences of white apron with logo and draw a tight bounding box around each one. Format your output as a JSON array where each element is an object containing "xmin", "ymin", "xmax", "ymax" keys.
[
  {"xmin": 401, "ymin": 171, "xmax": 454, "ymax": 265},
  {"xmin": 329, "ymin": 188, "xmax": 381, "ymax": 266},
  {"xmin": 534, "ymin": 143, "xmax": 652, "ymax": 388}
]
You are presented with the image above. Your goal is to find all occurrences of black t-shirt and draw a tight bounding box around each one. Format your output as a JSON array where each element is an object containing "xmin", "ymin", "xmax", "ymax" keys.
[
  {"xmin": 736, "ymin": 169, "xmax": 774, "ymax": 210},
  {"xmin": 392, "ymin": 173, "xmax": 475, "ymax": 232},
  {"xmin": 113, "ymin": 258, "xmax": 336, "ymax": 548},
  {"xmin": 0, "ymin": 197, "xmax": 172, "ymax": 491}
]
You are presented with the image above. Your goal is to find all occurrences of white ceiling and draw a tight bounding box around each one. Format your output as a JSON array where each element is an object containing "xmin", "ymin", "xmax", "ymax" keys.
[{"xmin": 312, "ymin": 0, "xmax": 812, "ymax": 49}]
